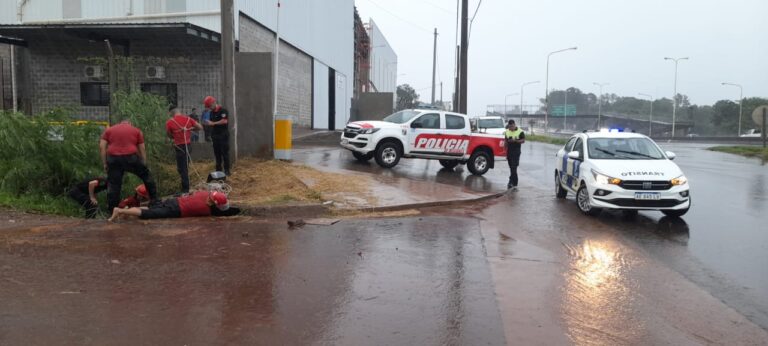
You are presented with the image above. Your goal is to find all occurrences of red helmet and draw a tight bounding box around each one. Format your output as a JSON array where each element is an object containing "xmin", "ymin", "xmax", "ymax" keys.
[
  {"xmin": 203, "ymin": 96, "xmax": 216, "ymax": 108},
  {"xmin": 135, "ymin": 184, "xmax": 149, "ymax": 199},
  {"xmin": 211, "ymin": 191, "xmax": 229, "ymax": 211}
]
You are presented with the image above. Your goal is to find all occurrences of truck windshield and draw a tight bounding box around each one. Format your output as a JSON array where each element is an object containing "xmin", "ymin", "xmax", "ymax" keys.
[
  {"xmin": 587, "ymin": 138, "xmax": 665, "ymax": 160},
  {"xmin": 478, "ymin": 118, "xmax": 504, "ymax": 129},
  {"xmin": 383, "ymin": 110, "xmax": 420, "ymax": 124}
]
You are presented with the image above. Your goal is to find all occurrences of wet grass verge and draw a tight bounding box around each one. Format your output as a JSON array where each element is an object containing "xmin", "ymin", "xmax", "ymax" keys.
[
  {"xmin": 526, "ymin": 134, "xmax": 568, "ymax": 146},
  {"xmin": 708, "ymin": 146, "xmax": 768, "ymax": 161},
  {"xmin": 0, "ymin": 191, "xmax": 80, "ymax": 217}
]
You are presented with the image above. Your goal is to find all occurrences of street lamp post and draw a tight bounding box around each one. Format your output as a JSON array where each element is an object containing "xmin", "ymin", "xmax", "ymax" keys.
[
  {"xmin": 545, "ymin": 47, "xmax": 577, "ymax": 133},
  {"xmin": 520, "ymin": 80, "xmax": 540, "ymax": 125},
  {"xmin": 721, "ymin": 82, "xmax": 743, "ymax": 136},
  {"xmin": 504, "ymin": 93, "xmax": 519, "ymax": 119},
  {"xmin": 639, "ymin": 93, "xmax": 654, "ymax": 136},
  {"xmin": 593, "ymin": 82, "xmax": 609, "ymax": 129},
  {"xmin": 664, "ymin": 57, "xmax": 689, "ymax": 137}
]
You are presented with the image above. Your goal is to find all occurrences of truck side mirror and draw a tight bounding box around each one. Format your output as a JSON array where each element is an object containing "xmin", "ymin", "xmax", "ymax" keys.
[
  {"xmin": 567, "ymin": 151, "xmax": 581, "ymax": 160},
  {"xmin": 666, "ymin": 151, "xmax": 676, "ymax": 160}
]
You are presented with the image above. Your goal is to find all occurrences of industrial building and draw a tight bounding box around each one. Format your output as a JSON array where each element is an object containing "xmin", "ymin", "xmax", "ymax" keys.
[{"xmin": 0, "ymin": 0, "xmax": 359, "ymax": 130}]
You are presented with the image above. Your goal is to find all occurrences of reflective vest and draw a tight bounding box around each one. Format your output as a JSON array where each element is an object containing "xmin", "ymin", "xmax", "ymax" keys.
[{"xmin": 505, "ymin": 128, "xmax": 523, "ymax": 140}]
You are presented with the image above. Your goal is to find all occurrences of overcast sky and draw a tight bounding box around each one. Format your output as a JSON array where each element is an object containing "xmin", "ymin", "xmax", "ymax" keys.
[{"xmin": 355, "ymin": 0, "xmax": 768, "ymax": 115}]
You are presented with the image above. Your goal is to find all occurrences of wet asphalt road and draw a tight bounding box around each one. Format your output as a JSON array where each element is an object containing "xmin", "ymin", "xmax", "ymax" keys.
[
  {"xmin": 0, "ymin": 217, "xmax": 504, "ymax": 345},
  {"xmin": 300, "ymin": 142, "xmax": 768, "ymax": 331},
  {"xmin": 0, "ymin": 141, "xmax": 766, "ymax": 344}
]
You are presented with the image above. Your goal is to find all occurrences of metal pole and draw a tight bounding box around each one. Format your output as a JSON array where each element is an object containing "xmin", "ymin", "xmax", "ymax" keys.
[
  {"xmin": 431, "ymin": 28, "xmax": 437, "ymax": 105},
  {"xmin": 640, "ymin": 93, "xmax": 653, "ymax": 136},
  {"xmin": 520, "ymin": 81, "xmax": 539, "ymax": 129},
  {"xmin": 545, "ymin": 56, "xmax": 549, "ymax": 133},
  {"xmin": 665, "ymin": 57, "xmax": 688, "ymax": 138},
  {"xmin": 459, "ymin": 0, "xmax": 468, "ymax": 114},
  {"xmin": 593, "ymin": 82, "xmax": 608, "ymax": 129},
  {"xmin": 272, "ymin": 0, "xmax": 281, "ymax": 152},
  {"xmin": 10, "ymin": 45, "xmax": 17, "ymax": 112},
  {"xmin": 762, "ymin": 108, "xmax": 766, "ymax": 149},
  {"xmin": 545, "ymin": 47, "xmax": 577, "ymax": 133},
  {"xmin": 672, "ymin": 60, "xmax": 678, "ymax": 137},
  {"xmin": 722, "ymin": 82, "xmax": 743, "ymax": 136},
  {"xmin": 104, "ymin": 40, "xmax": 116, "ymax": 125},
  {"xmin": 563, "ymin": 89, "xmax": 567, "ymax": 130}
]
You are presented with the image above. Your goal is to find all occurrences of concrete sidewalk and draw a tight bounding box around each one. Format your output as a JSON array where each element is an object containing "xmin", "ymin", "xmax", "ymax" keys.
[{"xmin": 291, "ymin": 145, "xmax": 508, "ymax": 210}]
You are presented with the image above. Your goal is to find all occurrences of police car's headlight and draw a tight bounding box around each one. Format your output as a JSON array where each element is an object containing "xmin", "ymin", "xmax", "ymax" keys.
[
  {"xmin": 592, "ymin": 169, "xmax": 622, "ymax": 185},
  {"xmin": 670, "ymin": 175, "xmax": 687, "ymax": 186},
  {"xmin": 359, "ymin": 128, "xmax": 380, "ymax": 134}
]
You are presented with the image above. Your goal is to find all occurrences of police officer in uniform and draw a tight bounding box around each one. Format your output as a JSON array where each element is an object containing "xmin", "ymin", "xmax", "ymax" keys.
[
  {"xmin": 504, "ymin": 119, "xmax": 526, "ymax": 190},
  {"xmin": 203, "ymin": 96, "xmax": 231, "ymax": 175}
]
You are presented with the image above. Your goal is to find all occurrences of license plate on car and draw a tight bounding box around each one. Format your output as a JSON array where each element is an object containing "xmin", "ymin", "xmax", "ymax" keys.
[
  {"xmin": 634, "ymin": 192, "xmax": 660, "ymax": 200},
  {"xmin": 341, "ymin": 139, "xmax": 349, "ymax": 145}
]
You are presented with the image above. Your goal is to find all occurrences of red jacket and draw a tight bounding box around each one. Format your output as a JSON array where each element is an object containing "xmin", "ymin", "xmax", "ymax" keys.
[{"xmin": 178, "ymin": 191, "xmax": 212, "ymax": 217}]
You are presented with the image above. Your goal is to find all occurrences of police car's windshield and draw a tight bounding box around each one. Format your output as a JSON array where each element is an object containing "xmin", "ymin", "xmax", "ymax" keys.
[
  {"xmin": 478, "ymin": 118, "xmax": 504, "ymax": 128},
  {"xmin": 587, "ymin": 138, "xmax": 665, "ymax": 160},
  {"xmin": 383, "ymin": 110, "xmax": 420, "ymax": 124}
]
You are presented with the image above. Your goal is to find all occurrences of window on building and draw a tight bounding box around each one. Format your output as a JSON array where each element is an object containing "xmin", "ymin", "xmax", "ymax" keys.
[
  {"xmin": 445, "ymin": 114, "xmax": 465, "ymax": 129},
  {"xmin": 141, "ymin": 83, "xmax": 178, "ymax": 107},
  {"xmin": 80, "ymin": 82, "xmax": 110, "ymax": 106}
]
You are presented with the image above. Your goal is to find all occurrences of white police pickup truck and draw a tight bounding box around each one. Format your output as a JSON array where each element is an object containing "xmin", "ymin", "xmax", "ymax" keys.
[
  {"xmin": 341, "ymin": 109, "xmax": 507, "ymax": 175},
  {"xmin": 555, "ymin": 131, "xmax": 691, "ymax": 217}
]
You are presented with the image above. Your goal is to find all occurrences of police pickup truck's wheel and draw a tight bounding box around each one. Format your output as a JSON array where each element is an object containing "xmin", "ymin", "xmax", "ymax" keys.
[
  {"xmin": 352, "ymin": 151, "xmax": 373, "ymax": 162},
  {"xmin": 577, "ymin": 185, "xmax": 602, "ymax": 216},
  {"xmin": 439, "ymin": 160, "xmax": 459, "ymax": 169},
  {"xmin": 555, "ymin": 171, "xmax": 567, "ymax": 199},
  {"xmin": 375, "ymin": 141, "xmax": 401, "ymax": 168},
  {"xmin": 467, "ymin": 150, "xmax": 490, "ymax": 176},
  {"xmin": 661, "ymin": 197, "xmax": 690, "ymax": 218}
]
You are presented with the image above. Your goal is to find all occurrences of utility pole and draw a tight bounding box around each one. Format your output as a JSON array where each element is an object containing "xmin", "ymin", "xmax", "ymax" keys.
[
  {"xmin": 431, "ymin": 28, "xmax": 437, "ymax": 105},
  {"xmin": 459, "ymin": 0, "xmax": 468, "ymax": 114},
  {"xmin": 593, "ymin": 82, "xmax": 608, "ymax": 129},
  {"xmin": 221, "ymin": 0, "xmax": 237, "ymax": 159},
  {"xmin": 664, "ymin": 57, "xmax": 688, "ymax": 137},
  {"xmin": 721, "ymin": 82, "xmax": 743, "ymax": 136},
  {"xmin": 104, "ymin": 40, "xmax": 116, "ymax": 125},
  {"xmin": 440, "ymin": 81, "xmax": 443, "ymax": 109},
  {"xmin": 453, "ymin": 45, "xmax": 459, "ymax": 112}
]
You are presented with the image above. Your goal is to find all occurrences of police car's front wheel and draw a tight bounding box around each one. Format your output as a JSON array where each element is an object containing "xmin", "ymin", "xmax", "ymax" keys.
[
  {"xmin": 375, "ymin": 141, "xmax": 401, "ymax": 168},
  {"xmin": 577, "ymin": 185, "xmax": 602, "ymax": 216}
]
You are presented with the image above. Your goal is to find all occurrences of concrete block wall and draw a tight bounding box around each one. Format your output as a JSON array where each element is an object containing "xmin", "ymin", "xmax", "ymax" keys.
[
  {"xmin": 0, "ymin": 44, "xmax": 10, "ymax": 110},
  {"xmin": 238, "ymin": 13, "xmax": 312, "ymax": 128}
]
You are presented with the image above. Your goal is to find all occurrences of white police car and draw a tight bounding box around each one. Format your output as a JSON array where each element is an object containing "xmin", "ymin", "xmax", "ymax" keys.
[{"xmin": 555, "ymin": 131, "xmax": 690, "ymax": 217}]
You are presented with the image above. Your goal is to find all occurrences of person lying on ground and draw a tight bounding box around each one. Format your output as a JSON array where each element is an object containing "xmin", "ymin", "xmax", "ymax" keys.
[
  {"xmin": 117, "ymin": 184, "xmax": 150, "ymax": 209},
  {"xmin": 108, "ymin": 190, "xmax": 240, "ymax": 222}
]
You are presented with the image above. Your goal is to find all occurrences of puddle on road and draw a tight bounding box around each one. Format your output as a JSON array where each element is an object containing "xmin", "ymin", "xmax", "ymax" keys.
[{"xmin": 562, "ymin": 240, "xmax": 643, "ymax": 345}]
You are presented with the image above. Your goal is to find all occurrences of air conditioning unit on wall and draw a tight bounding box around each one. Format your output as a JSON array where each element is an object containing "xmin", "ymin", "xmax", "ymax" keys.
[
  {"xmin": 146, "ymin": 66, "xmax": 166, "ymax": 79},
  {"xmin": 84, "ymin": 65, "xmax": 104, "ymax": 79}
]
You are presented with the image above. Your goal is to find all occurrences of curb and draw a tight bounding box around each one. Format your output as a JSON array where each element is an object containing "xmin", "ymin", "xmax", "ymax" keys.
[
  {"xmin": 240, "ymin": 191, "xmax": 507, "ymax": 218},
  {"xmin": 337, "ymin": 190, "xmax": 508, "ymax": 214}
]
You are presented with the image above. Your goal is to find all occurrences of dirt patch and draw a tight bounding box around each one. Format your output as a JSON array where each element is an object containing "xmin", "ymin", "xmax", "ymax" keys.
[{"xmin": 189, "ymin": 159, "xmax": 375, "ymax": 208}]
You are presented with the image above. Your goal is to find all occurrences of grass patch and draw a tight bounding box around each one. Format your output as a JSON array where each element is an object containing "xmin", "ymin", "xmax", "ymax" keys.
[
  {"xmin": 0, "ymin": 191, "xmax": 80, "ymax": 217},
  {"xmin": 708, "ymin": 146, "xmax": 768, "ymax": 161},
  {"xmin": 526, "ymin": 134, "xmax": 568, "ymax": 146}
]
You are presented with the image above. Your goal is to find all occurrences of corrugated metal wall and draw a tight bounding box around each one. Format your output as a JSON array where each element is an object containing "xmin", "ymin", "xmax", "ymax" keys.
[{"xmin": 368, "ymin": 19, "xmax": 397, "ymax": 95}]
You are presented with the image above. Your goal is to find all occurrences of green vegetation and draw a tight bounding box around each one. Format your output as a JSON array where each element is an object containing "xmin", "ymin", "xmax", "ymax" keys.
[
  {"xmin": 526, "ymin": 134, "xmax": 568, "ymax": 146},
  {"xmin": 708, "ymin": 146, "xmax": 768, "ymax": 161},
  {"xmin": 0, "ymin": 90, "xmax": 179, "ymax": 216}
]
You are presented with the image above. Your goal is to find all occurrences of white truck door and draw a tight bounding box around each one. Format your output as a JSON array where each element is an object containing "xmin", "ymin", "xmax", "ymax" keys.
[
  {"xmin": 442, "ymin": 113, "xmax": 471, "ymax": 157},
  {"xmin": 407, "ymin": 112, "xmax": 442, "ymax": 155}
]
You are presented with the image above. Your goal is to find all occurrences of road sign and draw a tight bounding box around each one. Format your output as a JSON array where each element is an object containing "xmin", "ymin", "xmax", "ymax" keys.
[
  {"xmin": 551, "ymin": 105, "xmax": 576, "ymax": 116},
  {"xmin": 752, "ymin": 105, "xmax": 768, "ymax": 126}
]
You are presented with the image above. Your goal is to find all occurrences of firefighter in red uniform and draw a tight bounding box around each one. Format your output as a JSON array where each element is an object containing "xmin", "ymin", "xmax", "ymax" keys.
[
  {"xmin": 166, "ymin": 106, "xmax": 203, "ymax": 193},
  {"xmin": 108, "ymin": 190, "xmax": 239, "ymax": 222},
  {"xmin": 100, "ymin": 118, "xmax": 158, "ymax": 211},
  {"xmin": 117, "ymin": 184, "xmax": 150, "ymax": 209}
]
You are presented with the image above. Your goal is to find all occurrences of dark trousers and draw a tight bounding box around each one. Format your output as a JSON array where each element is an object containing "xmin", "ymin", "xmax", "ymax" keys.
[
  {"xmin": 212, "ymin": 133, "xmax": 231, "ymax": 173},
  {"xmin": 106, "ymin": 154, "xmax": 158, "ymax": 212},
  {"xmin": 174, "ymin": 144, "xmax": 191, "ymax": 193},
  {"xmin": 68, "ymin": 188, "xmax": 98, "ymax": 219},
  {"xmin": 507, "ymin": 151, "xmax": 521, "ymax": 188}
]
